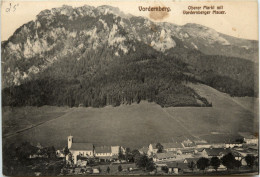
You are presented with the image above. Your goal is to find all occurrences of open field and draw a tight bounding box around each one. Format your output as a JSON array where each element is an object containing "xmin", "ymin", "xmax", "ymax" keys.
[
  {"xmin": 2, "ymin": 106, "xmax": 69, "ymax": 138},
  {"xmin": 3, "ymin": 102, "xmax": 192, "ymax": 149},
  {"xmin": 2, "ymin": 84, "xmax": 258, "ymax": 149},
  {"xmin": 165, "ymin": 83, "xmax": 258, "ymax": 139}
]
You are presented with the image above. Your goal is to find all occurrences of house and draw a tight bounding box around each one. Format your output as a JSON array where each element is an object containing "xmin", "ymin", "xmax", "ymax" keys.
[
  {"xmin": 166, "ymin": 162, "xmax": 188, "ymax": 174},
  {"xmin": 207, "ymin": 165, "xmax": 227, "ymax": 172},
  {"xmin": 210, "ymin": 143, "xmax": 225, "ymax": 148},
  {"xmin": 155, "ymin": 163, "xmax": 167, "ymax": 172},
  {"xmin": 234, "ymin": 147, "xmax": 258, "ymax": 158},
  {"xmin": 148, "ymin": 142, "xmax": 183, "ymax": 155},
  {"xmin": 231, "ymin": 150, "xmax": 243, "ymax": 160},
  {"xmin": 182, "ymin": 139, "xmax": 195, "ymax": 148},
  {"xmin": 148, "ymin": 144, "xmax": 158, "ymax": 155},
  {"xmin": 29, "ymin": 147, "xmax": 48, "ymax": 159},
  {"xmin": 194, "ymin": 140, "xmax": 211, "ymax": 148},
  {"xmin": 56, "ymin": 149, "xmax": 65, "ymax": 158},
  {"xmin": 239, "ymin": 132, "xmax": 258, "ymax": 145},
  {"xmin": 180, "ymin": 149, "xmax": 195, "ymax": 155},
  {"xmin": 76, "ymin": 159, "xmax": 88, "ymax": 167},
  {"xmin": 225, "ymin": 141, "xmax": 243, "ymax": 148},
  {"xmin": 153, "ymin": 152, "xmax": 176, "ymax": 162},
  {"xmin": 67, "ymin": 136, "xmax": 94, "ymax": 164},
  {"xmin": 95, "ymin": 146, "xmax": 112, "ymax": 157},
  {"xmin": 203, "ymin": 148, "xmax": 231, "ymax": 158},
  {"xmin": 95, "ymin": 146, "xmax": 114, "ymax": 162},
  {"xmin": 111, "ymin": 146, "xmax": 120, "ymax": 155},
  {"xmin": 162, "ymin": 142, "xmax": 183, "ymax": 152}
]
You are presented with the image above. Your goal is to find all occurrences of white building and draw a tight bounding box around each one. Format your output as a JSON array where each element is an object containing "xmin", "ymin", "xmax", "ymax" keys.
[
  {"xmin": 225, "ymin": 142, "xmax": 243, "ymax": 148},
  {"xmin": 95, "ymin": 146, "xmax": 112, "ymax": 157},
  {"xmin": 111, "ymin": 146, "xmax": 120, "ymax": 155},
  {"xmin": 148, "ymin": 142, "xmax": 183, "ymax": 156},
  {"xmin": 67, "ymin": 136, "xmax": 121, "ymax": 164},
  {"xmin": 67, "ymin": 136, "xmax": 94, "ymax": 164}
]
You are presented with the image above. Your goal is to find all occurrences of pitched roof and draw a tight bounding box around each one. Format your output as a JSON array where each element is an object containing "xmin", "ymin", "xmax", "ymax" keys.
[
  {"xmin": 155, "ymin": 152, "xmax": 176, "ymax": 159},
  {"xmin": 95, "ymin": 146, "xmax": 111, "ymax": 153},
  {"xmin": 204, "ymin": 148, "xmax": 231, "ymax": 156},
  {"xmin": 70, "ymin": 143, "xmax": 93, "ymax": 151}
]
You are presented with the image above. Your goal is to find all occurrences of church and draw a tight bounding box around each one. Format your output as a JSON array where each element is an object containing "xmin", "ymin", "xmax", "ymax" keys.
[{"xmin": 67, "ymin": 135, "xmax": 122, "ymax": 164}]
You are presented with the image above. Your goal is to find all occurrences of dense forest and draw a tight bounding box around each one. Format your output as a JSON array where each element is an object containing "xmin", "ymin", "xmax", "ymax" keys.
[{"xmin": 2, "ymin": 46, "xmax": 212, "ymax": 107}]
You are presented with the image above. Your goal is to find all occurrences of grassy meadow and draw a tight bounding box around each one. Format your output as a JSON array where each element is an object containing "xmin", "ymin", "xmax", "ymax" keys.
[{"xmin": 2, "ymin": 84, "xmax": 258, "ymax": 149}]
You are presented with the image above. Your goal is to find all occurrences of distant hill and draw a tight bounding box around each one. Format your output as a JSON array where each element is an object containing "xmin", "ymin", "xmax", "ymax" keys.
[{"xmin": 1, "ymin": 5, "xmax": 258, "ymax": 108}]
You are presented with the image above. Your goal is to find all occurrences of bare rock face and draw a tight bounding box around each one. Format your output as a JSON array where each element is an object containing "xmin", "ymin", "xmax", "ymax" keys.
[{"xmin": 1, "ymin": 5, "xmax": 258, "ymax": 89}]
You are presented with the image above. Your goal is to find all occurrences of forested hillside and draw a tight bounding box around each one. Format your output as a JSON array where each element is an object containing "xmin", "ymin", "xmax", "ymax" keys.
[
  {"xmin": 2, "ymin": 48, "xmax": 211, "ymax": 107},
  {"xmin": 1, "ymin": 5, "xmax": 258, "ymax": 108}
]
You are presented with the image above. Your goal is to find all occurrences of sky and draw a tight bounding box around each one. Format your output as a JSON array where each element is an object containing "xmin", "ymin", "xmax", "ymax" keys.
[{"xmin": 1, "ymin": 0, "xmax": 258, "ymax": 41}]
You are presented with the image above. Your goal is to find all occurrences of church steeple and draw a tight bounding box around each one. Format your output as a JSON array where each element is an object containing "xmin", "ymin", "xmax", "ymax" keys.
[{"xmin": 68, "ymin": 135, "xmax": 73, "ymax": 149}]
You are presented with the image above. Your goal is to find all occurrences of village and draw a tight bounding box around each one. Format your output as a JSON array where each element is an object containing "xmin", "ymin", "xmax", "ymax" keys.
[{"xmin": 44, "ymin": 132, "xmax": 260, "ymax": 175}]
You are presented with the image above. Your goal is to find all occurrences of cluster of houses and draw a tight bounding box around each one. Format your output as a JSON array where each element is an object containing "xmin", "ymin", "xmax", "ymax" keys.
[
  {"xmin": 59, "ymin": 132, "xmax": 258, "ymax": 174},
  {"xmin": 136, "ymin": 133, "xmax": 258, "ymax": 174}
]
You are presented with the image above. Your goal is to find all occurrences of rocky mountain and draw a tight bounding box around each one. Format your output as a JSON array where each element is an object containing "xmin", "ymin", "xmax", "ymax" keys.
[{"xmin": 1, "ymin": 5, "xmax": 258, "ymax": 107}]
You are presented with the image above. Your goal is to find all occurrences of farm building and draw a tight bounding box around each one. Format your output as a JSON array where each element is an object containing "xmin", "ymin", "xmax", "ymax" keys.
[
  {"xmin": 153, "ymin": 152, "xmax": 176, "ymax": 162},
  {"xmin": 95, "ymin": 146, "xmax": 112, "ymax": 157},
  {"xmin": 95, "ymin": 146, "xmax": 119, "ymax": 162},
  {"xmin": 200, "ymin": 148, "xmax": 231, "ymax": 158}
]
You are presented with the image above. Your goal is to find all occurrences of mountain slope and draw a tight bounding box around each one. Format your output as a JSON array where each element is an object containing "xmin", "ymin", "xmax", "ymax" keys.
[
  {"xmin": 1, "ymin": 5, "xmax": 258, "ymax": 108},
  {"xmin": 3, "ymin": 84, "xmax": 257, "ymax": 148}
]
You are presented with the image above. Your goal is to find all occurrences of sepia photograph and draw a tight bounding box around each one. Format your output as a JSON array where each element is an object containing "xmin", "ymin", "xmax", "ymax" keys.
[{"xmin": 1, "ymin": 0, "xmax": 259, "ymax": 176}]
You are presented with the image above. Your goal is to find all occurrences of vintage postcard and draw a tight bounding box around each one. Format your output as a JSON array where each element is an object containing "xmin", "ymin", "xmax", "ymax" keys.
[{"xmin": 1, "ymin": 0, "xmax": 259, "ymax": 176}]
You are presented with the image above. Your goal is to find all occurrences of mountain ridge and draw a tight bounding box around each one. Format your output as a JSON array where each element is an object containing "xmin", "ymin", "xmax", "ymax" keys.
[{"xmin": 1, "ymin": 5, "xmax": 258, "ymax": 108}]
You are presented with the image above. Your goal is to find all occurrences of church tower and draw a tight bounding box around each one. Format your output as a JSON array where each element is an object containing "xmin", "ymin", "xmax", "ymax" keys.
[{"xmin": 68, "ymin": 135, "xmax": 73, "ymax": 149}]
